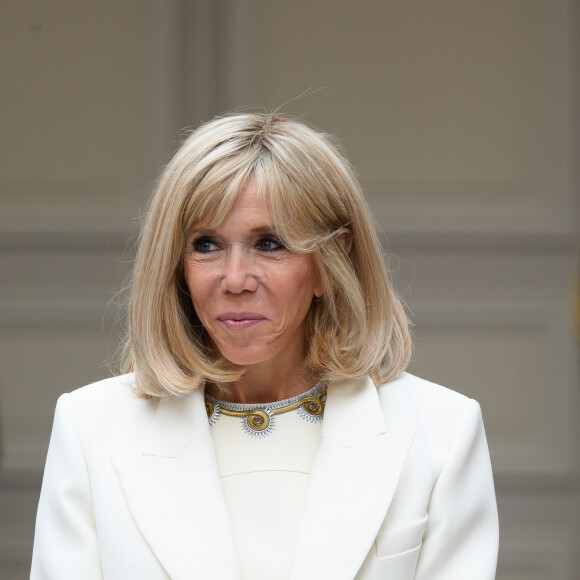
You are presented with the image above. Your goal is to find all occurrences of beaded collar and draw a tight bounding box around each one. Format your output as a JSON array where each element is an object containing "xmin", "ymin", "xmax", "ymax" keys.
[{"xmin": 204, "ymin": 383, "xmax": 327, "ymax": 438}]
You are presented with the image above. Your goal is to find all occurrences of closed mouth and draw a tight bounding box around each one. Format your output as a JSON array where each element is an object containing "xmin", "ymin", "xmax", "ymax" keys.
[{"xmin": 217, "ymin": 312, "xmax": 267, "ymax": 329}]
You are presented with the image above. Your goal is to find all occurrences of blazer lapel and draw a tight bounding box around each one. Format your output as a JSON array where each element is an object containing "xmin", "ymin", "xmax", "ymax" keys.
[
  {"xmin": 111, "ymin": 389, "xmax": 240, "ymax": 580},
  {"xmin": 290, "ymin": 377, "xmax": 415, "ymax": 580}
]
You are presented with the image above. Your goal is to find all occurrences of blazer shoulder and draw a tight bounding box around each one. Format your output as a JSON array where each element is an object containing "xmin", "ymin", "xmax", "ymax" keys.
[
  {"xmin": 59, "ymin": 373, "xmax": 156, "ymax": 425},
  {"xmin": 54, "ymin": 373, "xmax": 159, "ymax": 451},
  {"xmin": 377, "ymin": 372, "xmax": 483, "ymax": 450},
  {"xmin": 380, "ymin": 371, "xmax": 473, "ymax": 407},
  {"xmin": 65, "ymin": 373, "xmax": 138, "ymax": 404}
]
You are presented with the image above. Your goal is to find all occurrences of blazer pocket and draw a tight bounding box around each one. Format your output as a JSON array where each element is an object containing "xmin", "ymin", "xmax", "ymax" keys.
[{"xmin": 375, "ymin": 515, "xmax": 428, "ymax": 559}]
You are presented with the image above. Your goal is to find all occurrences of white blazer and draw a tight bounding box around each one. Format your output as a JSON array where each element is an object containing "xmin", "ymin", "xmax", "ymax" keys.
[{"xmin": 31, "ymin": 372, "xmax": 498, "ymax": 579}]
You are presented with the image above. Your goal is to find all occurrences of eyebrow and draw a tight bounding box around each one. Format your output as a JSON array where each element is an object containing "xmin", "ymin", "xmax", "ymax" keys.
[{"xmin": 189, "ymin": 225, "xmax": 277, "ymax": 235}]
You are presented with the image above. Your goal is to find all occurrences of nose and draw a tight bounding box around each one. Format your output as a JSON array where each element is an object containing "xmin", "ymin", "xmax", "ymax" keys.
[{"xmin": 220, "ymin": 248, "xmax": 258, "ymax": 294}]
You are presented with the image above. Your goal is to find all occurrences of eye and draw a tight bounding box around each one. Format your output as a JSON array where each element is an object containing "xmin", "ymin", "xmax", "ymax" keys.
[
  {"xmin": 193, "ymin": 236, "xmax": 218, "ymax": 253},
  {"xmin": 257, "ymin": 236, "xmax": 284, "ymax": 251}
]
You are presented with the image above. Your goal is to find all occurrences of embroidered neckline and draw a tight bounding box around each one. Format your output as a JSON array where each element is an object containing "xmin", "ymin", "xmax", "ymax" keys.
[{"xmin": 204, "ymin": 383, "xmax": 327, "ymax": 438}]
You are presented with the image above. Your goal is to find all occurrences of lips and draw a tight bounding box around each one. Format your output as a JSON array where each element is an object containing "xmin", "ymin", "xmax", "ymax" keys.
[{"xmin": 217, "ymin": 312, "xmax": 267, "ymax": 330}]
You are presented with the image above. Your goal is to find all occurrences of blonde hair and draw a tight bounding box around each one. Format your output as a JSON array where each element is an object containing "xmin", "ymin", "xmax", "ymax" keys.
[{"xmin": 123, "ymin": 113, "xmax": 411, "ymax": 397}]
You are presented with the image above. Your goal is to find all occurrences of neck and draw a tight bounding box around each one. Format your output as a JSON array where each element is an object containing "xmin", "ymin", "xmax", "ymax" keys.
[{"xmin": 207, "ymin": 364, "xmax": 316, "ymax": 405}]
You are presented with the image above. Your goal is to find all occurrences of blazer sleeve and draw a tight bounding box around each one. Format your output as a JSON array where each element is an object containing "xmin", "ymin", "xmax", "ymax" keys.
[
  {"xmin": 31, "ymin": 393, "xmax": 103, "ymax": 580},
  {"xmin": 414, "ymin": 398, "xmax": 499, "ymax": 580}
]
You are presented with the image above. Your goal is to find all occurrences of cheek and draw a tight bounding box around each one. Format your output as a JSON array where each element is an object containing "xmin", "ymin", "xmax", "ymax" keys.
[
  {"xmin": 183, "ymin": 263, "xmax": 215, "ymax": 310},
  {"xmin": 295, "ymin": 258, "xmax": 320, "ymax": 295},
  {"xmin": 276, "ymin": 261, "xmax": 319, "ymax": 316}
]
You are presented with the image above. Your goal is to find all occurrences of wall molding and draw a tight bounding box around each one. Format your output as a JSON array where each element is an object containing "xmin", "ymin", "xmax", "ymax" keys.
[{"xmin": 409, "ymin": 297, "xmax": 579, "ymax": 482}]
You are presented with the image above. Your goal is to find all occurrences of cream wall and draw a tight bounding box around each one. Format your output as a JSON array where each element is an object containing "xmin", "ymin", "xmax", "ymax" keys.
[{"xmin": 1, "ymin": 1, "xmax": 578, "ymax": 578}]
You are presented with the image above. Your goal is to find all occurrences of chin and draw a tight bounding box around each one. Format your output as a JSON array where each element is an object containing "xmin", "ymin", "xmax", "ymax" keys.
[{"xmin": 218, "ymin": 346, "xmax": 271, "ymax": 367}]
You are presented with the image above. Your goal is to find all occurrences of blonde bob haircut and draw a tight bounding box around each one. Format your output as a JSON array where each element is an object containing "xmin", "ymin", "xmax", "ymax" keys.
[{"xmin": 123, "ymin": 113, "xmax": 411, "ymax": 397}]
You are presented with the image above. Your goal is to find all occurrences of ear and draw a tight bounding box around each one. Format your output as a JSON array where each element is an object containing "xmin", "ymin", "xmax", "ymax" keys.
[
  {"xmin": 313, "ymin": 263, "xmax": 324, "ymax": 298},
  {"xmin": 337, "ymin": 226, "xmax": 353, "ymax": 255},
  {"xmin": 313, "ymin": 261, "xmax": 324, "ymax": 299}
]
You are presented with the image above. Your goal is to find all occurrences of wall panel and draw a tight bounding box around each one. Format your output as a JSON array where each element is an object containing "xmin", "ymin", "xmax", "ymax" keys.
[{"xmin": 222, "ymin": 0, "xmax": 575, "ymax": 237}]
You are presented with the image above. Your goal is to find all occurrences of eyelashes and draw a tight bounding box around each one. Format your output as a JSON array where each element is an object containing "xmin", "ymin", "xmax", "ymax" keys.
[
  {"xmin": 256, "ymin": 236, "xmax": 283, "ymax": 251},
  {"xmin": 191, "ymin": 235, "xmax": 285, "ymax": 254},
  {"xmin": 192, "ymin": 236, "xmax": 218, "ymax": 253}
]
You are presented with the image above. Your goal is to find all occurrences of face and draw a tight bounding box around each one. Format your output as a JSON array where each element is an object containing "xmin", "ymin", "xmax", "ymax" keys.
[{"xmin": 183, "ymin": 176, "xmax": 323, "ymax": 372}]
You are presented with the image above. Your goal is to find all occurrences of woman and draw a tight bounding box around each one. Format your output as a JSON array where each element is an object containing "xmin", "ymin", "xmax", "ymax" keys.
[{"xmin": 31, "ymin": 114, "xmax": 498, "ymax": 579}]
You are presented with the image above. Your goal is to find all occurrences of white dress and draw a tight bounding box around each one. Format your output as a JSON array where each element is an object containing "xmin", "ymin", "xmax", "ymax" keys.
[{"xmin": 207, "ymin": 384, "xmax": 326, "ymax": 580}]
